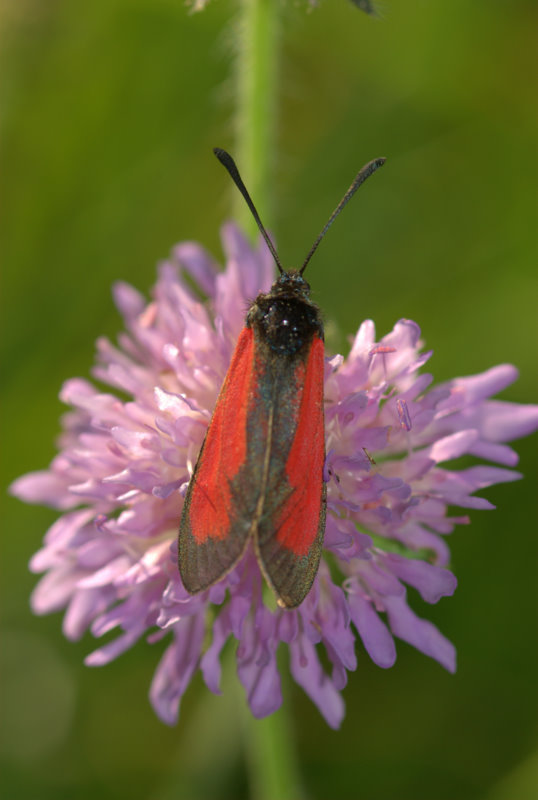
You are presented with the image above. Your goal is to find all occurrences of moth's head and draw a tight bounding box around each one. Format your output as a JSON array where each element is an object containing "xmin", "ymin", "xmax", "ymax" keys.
[{"xmin": 271, "ymin": 270, "xmax": 311, "ymax": 299}]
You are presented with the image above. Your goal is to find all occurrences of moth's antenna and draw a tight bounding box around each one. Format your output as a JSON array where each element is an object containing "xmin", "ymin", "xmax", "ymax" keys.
[
  {"xmin": 213, "ymin": 148, "xmax": 284, "ymax": 274},
  {"xmin": 300, "ymin": 157, "xmax": 386, "ymax": 276}
]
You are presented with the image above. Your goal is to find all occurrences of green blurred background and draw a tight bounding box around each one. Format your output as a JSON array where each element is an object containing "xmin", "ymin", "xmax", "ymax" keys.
[{"xmin": 2, "ymin": 1, "xmax": 537, "ymax": 798}]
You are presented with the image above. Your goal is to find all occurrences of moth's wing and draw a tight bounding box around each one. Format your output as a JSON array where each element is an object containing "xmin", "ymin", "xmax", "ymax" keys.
[
  {"xmin": 255, "ymin": 336, "xmax": 326, "ymax": 609},
  {"xmin": 178, "ymin": 327, "xmax": 257, "ymax": 593}
]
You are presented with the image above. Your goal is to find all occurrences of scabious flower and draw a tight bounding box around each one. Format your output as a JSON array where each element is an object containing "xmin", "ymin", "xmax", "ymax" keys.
[{"xmin": 11, "ymin": 224, "xmax": 538, "ymax": 728}]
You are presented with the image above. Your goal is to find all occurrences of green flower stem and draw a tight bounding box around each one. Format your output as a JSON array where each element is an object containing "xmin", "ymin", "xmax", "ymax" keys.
[
  {"xmin": 235, "ymin": 0, "xmax": 280, "ymax": 235},
  {"xmin": 234, "ymin": 4, "xmax": 302, "ymax": 796},
  {"xmin": 243, "ymin": 699, "xmax": 305, "ymax": 800}
]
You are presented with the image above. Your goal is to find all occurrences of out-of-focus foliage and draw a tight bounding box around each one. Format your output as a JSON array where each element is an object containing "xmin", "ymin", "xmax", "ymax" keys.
[{"xmin": 1, "ymin": 1, "xmax": 536, "ymax": 798}]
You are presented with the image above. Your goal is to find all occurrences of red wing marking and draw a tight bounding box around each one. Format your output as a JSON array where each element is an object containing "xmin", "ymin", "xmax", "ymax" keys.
[
  {"xmin": 187, "ymin": 327, "xmax": 255, "ymax": 543},
  {"xmin": 275, "ymin": 335, "xmax": 325, "ymax": 556}
]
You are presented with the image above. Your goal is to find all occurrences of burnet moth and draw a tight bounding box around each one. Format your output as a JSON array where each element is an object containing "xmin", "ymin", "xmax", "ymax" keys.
[{"xmin": 178, "ymin": 148, "xmax": 385, "ymax": 609}]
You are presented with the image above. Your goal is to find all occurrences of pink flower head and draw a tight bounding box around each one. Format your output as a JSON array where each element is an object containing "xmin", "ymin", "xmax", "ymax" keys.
[{"xmin": 11, "ymin": 224, "xmax": 538, "ymax": 728}]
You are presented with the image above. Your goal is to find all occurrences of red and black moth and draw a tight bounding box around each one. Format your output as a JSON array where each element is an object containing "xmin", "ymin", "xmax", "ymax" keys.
[{"xmin": 178, "ymin": 148, "xmax": 385, "ymax": 609}]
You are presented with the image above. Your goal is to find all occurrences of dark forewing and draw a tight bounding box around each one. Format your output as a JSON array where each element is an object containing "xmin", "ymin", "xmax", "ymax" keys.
[
  {"xmin": 178, "ymin": 327, "xmax": 257, "ymax": 593},
  {"xmin": 255, "ymin": 335, "xmax": 326, "ymax": 608}
]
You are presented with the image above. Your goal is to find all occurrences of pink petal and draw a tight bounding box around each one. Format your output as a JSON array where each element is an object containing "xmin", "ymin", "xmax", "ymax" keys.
[
  {"xmin": 10, "ymin": 471, "xmax": 75, "ymax": 510},
  {"xmin": 427, "ymin": 430, "xmax": 478, "ymax": 462},
  {"xmin": 112, "ymin": 281, "xmax": 146, "ymax": 319},
  {"xmin": 348, "ymin": 593, "xmax": 396, "ymax": 668},
  {"xmin": 290, "ymin": 636, "xmax": 345, "ymax": 730},
  {"xmin": 381, "ymin": 554, "xmax": 457, "ymax": 603},
  {"xmin": 468, "ymin": 441, "xmax": 520, "ymax": 466},
  {"xmin": 173, "ymin": 241, "xmax": 218, "ymax": 297},
  {"xmin": 384, "ymin": 594, "xmax": 456, "ymax": 672},
  {"xmin": 454, "ymin": 364, "xmax": 518, "ymax": 402},
  {"xmin": 478, "ymin": 401, "xmax": 538, "ymax": 442},
  {"xmin": 149, "ymin": 615, "xmax": 206, "ymax": 725}
]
